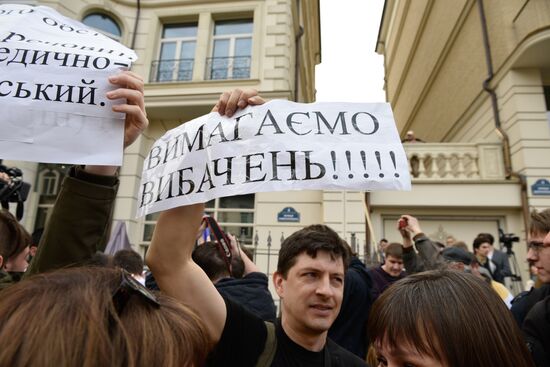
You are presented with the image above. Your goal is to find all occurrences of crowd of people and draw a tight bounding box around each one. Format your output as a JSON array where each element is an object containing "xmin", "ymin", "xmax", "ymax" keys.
[{"xmin": 0, "ymin": 71, "xmax": 548, "ymax": 367}]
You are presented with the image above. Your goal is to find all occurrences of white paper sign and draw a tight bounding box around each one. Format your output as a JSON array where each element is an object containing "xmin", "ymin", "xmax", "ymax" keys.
[
  {"xmin": 138, "ymin": 100, "xmax": 411, "ymax": 217},
  {"xmin": 0, "ymin": 4, "xmax": 138, "ymax": 165}
]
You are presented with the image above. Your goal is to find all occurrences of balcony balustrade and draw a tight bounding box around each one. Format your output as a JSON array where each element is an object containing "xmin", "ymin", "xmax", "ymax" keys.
[
  {"xmin": 403, "ymin": 142, "xmax": 505, "ymax": 181},
  {"xmin": 205, "ymin": 56, "xmax": 251, "ymax": 80},
  {"xmin": 150, "ymin": 58, "xmax": 194, "ymax": 82}
]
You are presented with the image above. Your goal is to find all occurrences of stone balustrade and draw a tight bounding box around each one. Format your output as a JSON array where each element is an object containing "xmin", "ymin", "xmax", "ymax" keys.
[{"xmin": 402, "ymin": 142, "xmax": 505, "ymax": 180}]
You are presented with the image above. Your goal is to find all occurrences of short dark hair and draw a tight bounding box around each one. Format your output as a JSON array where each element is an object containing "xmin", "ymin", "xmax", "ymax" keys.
[
  {"xmin": 476, "ymin": 233, "xmax": 494, "ymax": 245},
  {"xmin": 384, "ymin": 243, "xmax": 403, "ymax": 259},
  {"xmin": 113, "ymin": 249, "xmax": 144, "ymax": 276},
  {"xmin": 529, "ymin": 209, "xmax": 550, "ymax": 237},
  {"xmin": 276, "ymin": 224, "xmax": 350, "ymax": 278},
  {"xmin": 192, "ymin": 242, "xmax": 245, "ymax": 281},
  {"xmin": 472, "ymin": 236, "xmax": 490, "ymax": 250}
]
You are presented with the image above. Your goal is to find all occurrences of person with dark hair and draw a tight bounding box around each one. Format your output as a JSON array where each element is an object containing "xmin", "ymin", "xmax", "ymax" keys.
[
  {"xmin": 0, "ymin": 210, "xmax": 32, "ymax": 287},
  {"xmin": 368, "ymin": 270, "xmax": 534, "ymax": 367},
  {"xmin": 367, "ymin": 243, "xmax": 406, "ymax": 300},
  {"xmin": 147, "ymin": 159, "xmax": 366, "ymax": 366},
  {"xmin": 0, "ymin": 267, "xmax": 210, "ymax": 367},
  {"xmin": 113, "ymin": 249, "xmax": 145, "ymax": 285},
  {"xmin": 476, "ymin": 232, "xmax": 512, "ymax": 283},
  {"xmin": 192, "ymin": 235, "xmax": 276, "ymax": 321},
  {"xmin": 473, "ymin": 236, "xmax": 497, "ymax": 281},
  {"xmin": 511, "ymin": 209, "xmax": 550, "ymax": 366},
  {"xmin": 193, "ymin": 242, "xmax": 244, "ymax": 282}
]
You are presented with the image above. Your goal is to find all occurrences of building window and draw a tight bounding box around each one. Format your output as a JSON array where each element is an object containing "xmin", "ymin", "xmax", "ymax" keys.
[
  {"xmin": 82, "ymin": 13, "xmax": 122, "ymax": 40},
  {"xmin": 38, "ymin": 170, "xmax": 60, "ymax": 196},
  {"xmin": 151, "ymin": 23, "xmax": 198, "ymax": 82},
  {"xmin": 206, "ymin": 19, "xmax": 253, "ymax": 80},
  {"xmin": 139, "ymin": 194, "xmax": 255, "ymax": 253},
  {"xmin": 34, "ymin": 164, "xmax": 69, "ymax": 231},
  {"xmin": 205, "ymin": 194, "xmax": 256, "ymax": 244}
]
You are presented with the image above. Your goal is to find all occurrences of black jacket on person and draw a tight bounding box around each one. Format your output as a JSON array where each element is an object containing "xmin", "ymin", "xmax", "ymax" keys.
[
  {"xmin": 511, "ymin": 283, "xmax": 550, "ymax": 326},
  {"xmin": 523, "ymin": 295, "xmax": 550, "ymax": 367},
  {"xmin": 216, "ymin": 272, "xmax": 277, "ymax": 321},
  {"xmin": 328, "ymin": 257, "xmax": 373, "ymax": 359}
]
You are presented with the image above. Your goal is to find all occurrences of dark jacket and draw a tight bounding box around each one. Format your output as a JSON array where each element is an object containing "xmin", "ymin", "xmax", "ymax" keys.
[
  {"xmin": 216, "ymin": 272, "xmax": 277, "ymax": 321},
  {"xmin": 511, "ymin": 283, "xmax": 550, "ymax": 327},
  {"xmin": 522, "ymin": 295, "xmax": 550, "ymax": 367},
  {"xmin": 0, "ymin": 166, "xmax": 118, "ymax": 293},
  {"xmin": 328, "ymin": 257, "xmax": 373, "ymax": 359},
  {"xmin": 402, "ymin": 234, "xmax": 445, "ymax": 274},
  {"xmin": 367, "ymin": 265, "xmax": 405, "ymax": 300}
]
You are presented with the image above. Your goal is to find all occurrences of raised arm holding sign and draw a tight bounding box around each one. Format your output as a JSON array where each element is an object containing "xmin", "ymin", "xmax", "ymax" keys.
[
  {"xmin": 0, "ymin": 4, "xmax": 139, "ymax": 165},
  {"xmin": 138, "ymin": 98, "xmax": 410, "ymax": 217},
  {"xmin": 25, "ymin": 70, "xmax": 148, "ymax": 277}
]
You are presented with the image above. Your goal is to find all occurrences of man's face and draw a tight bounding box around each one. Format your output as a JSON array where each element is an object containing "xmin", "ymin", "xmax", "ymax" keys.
[
  {"xmin": 476, "ymin": 243, "xmax": 491, "ymax": 257},
  {"xmin": 382, "ymin": 255, "xmax": 404, "ymax": 277},
  {"xmin": 527, "ymin": 231, "xmax": 550, "ymax": 283},
  {"xmin": 3, "ymin": 246, "xmax": 30, "ymax": 273},
  {"xmin": 274, "ymin": 251, "xmax": 344, "ymax": 338}
]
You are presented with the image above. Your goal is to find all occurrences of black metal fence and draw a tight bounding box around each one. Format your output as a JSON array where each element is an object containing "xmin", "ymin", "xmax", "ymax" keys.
[
  {"xmin": 205, "ymin": 56, "xmax": 251, "ymax": 80},
  {"xmin": 149, "ymin": 56, "xmax": 251, "ymax": 82},
  {"xmin": 149, "ymin": 58, "xmax": 194, "ymax": 82}
]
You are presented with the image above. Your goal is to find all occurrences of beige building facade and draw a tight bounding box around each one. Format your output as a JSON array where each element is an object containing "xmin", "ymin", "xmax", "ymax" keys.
[{"xmin": 372, "ymin": 0, "xmax": 550, "ymax": 288}]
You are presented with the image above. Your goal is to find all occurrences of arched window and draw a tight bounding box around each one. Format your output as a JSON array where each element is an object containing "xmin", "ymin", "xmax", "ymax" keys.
[{"xmin": 82, "ymin": 13, "xmax": 121, "ymax": 40}]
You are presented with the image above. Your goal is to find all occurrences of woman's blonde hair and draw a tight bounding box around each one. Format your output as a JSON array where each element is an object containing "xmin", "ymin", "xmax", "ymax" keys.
[{"xmin": 0, "ymin": 267, "xmax": 210, "ymax": 367}]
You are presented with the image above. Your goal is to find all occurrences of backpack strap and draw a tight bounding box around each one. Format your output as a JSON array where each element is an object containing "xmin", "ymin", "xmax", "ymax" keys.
[{"xmin": 255, "ymin": 321, "xmax": 277, "ymax": 367}]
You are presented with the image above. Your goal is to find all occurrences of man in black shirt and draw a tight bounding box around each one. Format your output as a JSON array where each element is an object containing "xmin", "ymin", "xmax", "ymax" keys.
[{"xmin": 147, "ymin": 90, "xmax": 366, "ymax": 367}]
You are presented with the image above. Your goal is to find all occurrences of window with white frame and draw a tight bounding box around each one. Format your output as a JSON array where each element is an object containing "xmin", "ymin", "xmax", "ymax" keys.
[
  {"xmin": 205, "ymin": 194, "xmax": 256, "ymax": 244},
  {"xmin": 153, "ymin": 23, "xmax": 198, "ymax": 82},
  {"xmin": 140, "ymin": 194, "xmax": 255, "ymax": 253},
  {"xmin": 207, "ymin": 19, "xmax": 253, "ymax": 80},
  {"xmin": 82, "ymin": 13, "xmax": 122, "ymax": 41}
]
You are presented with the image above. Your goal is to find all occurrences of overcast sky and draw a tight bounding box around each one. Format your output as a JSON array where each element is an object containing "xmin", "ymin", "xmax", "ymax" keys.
[{"xmin": 315, "ymin": 0, "xmax": 385, "ymax": 103}]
